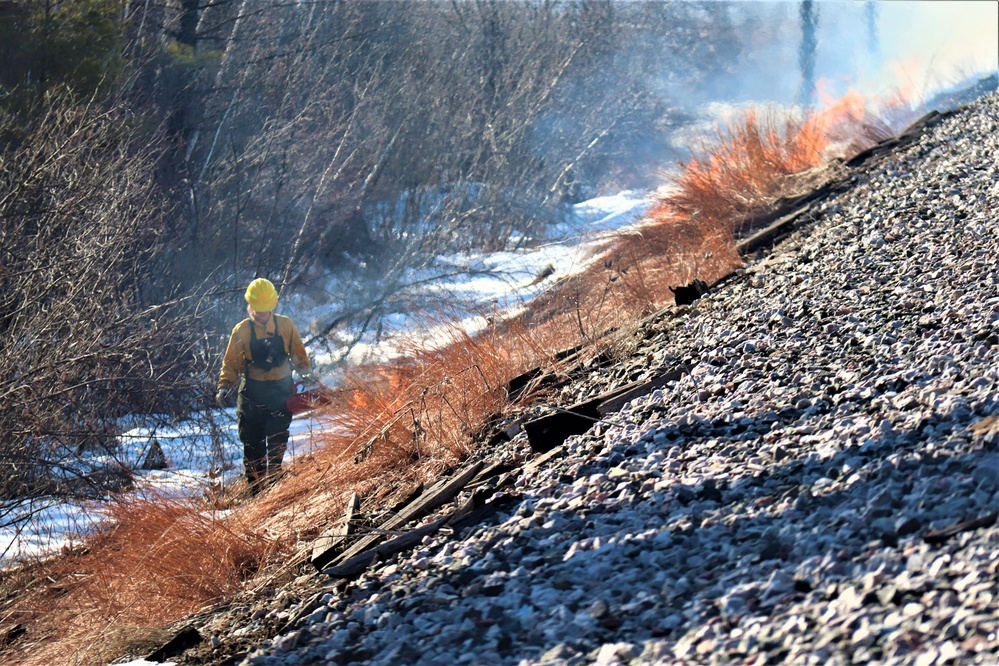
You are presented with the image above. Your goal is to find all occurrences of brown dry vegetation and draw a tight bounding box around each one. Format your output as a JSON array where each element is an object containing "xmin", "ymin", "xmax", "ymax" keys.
[
  {"xmin": 1, "ymin": 495, "xmax": 267, "ymax": 665},
  {"xmin": 534, "ymin": 92, "xmax": 917, "ymax": 332},
  {"xmin": 0, "ymin": 94, "xmax": 916, "ymax": 666},
  {"xmin": 524, "ymin": 106, "xmax": 838, "ymax": 331},
  {"xmin": 246, "ymin": 316, "xmax": 585, "ymax": 531}
]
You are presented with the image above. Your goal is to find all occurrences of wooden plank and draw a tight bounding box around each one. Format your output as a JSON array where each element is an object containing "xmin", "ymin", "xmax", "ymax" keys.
[
  {"xmin": 523, "ymin": 407, "xmax": 598, "ymax": 453},
  {"xmin": 523, "ymin": 443, "xmax": 565, "ymax": 475},
  {"xmin": 522, "ymin": 366, "xmax": 689, "ymax": 452},
  {"xmin": 326, "ymin": 462, "xmax": 521, "ymax": 578},
  {"xmin": 736, "ymin": 205, "xmax": 817, "ymax": 256},
  {"xmin": 323, "ymin": 516, "xmax": 450, "ymax": 578},
  {"xmin": 596, "ymin": 366, "xmax": 690, "ymax": 416},
  {"xmin": 325, "ymin": 461, "xmax": 484, "ymax": 568},
  {"xmin": 372, "ymin": 482, "xmax": 424, "ymax": 524},
  {"xmin": 447, "ymin": 492, "xmax": 519, "ymax": 532},
  {"xmin": 845, "ymin": 110, "xmax": 943, "ymax": 167},
  {"xmin": 923, "ymin": 512, "xmax": 997, "ymax": 545},
  {"xmin": 507, "ymin": 367, "xmax": 547, "ymax": 400},
  {"xmin": 310, "ymin": 492, "xmax": 362, "ymax": 571},
  {"xmin": 447, "ymin": 469, "xmax": 518, "ymax": 525},
  {"xmin": 465, "ymin": 459, "xmax": 516, "ymax": 490}
]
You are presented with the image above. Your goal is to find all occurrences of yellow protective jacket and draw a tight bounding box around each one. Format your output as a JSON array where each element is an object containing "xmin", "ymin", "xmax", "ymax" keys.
[{"xmin": 217, "ymin": 314, "xmax": 311, "ymax": 390}]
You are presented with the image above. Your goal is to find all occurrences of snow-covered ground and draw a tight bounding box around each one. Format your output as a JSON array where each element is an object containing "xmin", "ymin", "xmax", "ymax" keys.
[
  {"xmin": 0, "ymin": 192, "xmax": 650, "ymax": 565},
  {"xmin": 291, "ymin": 191, "xmax": 651, "ymax": 368}
]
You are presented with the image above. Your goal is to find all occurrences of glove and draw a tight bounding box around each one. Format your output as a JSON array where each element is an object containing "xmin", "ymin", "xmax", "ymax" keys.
[{"xmin": 216, "ymin": 387, "xmax": 231, "ymax": 409}]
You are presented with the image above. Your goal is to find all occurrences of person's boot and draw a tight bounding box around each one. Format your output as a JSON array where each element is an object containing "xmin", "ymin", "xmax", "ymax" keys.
[
  {"xmin": 264, "ymin": 461, "xmax": 283, "ymax": 488},
  {"xmin": 245, "ymin": 465, "xmax": 265, "ymax": 497}
]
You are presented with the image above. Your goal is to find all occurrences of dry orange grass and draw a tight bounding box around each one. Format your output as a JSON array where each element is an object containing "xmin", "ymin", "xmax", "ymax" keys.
[
  {"xmin": 1, "ymin": 91, "xmax": 915, "ymax": 666},
  {"xmin": 523, "ymin": 215, "xmax": 741, "ymax": 339},
  {"xmin": 536, "ymin": 92, "xmax": 916, "ymax": 329},
  {"xmin": 522, "ymin": 108, "xmax": 819, "ymax": 329},
  {"xmin": 249, "ymin": 309, "xmax": 590, "ymax": 525},
  {"xmin": 661, "ymin": 108, "xmax": 830, "ymax": 235},
  {"xmin": 3, "ymin": 319, "xmax": 577, "ymax": 665},
  {"xmin": 2, "ymin": 493, "xmax": 269, "ymax": 666}
]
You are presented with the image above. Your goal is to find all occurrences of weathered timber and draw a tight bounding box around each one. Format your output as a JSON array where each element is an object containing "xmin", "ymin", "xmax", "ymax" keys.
[
  {"xmin": 374, "ymin": 482, "xmax": 425, "ymax": 524},
  {"xmin": 846, "ymin": 110, "xmax": 948, "ymax": 167},
  {"xmin": 466, "ymin": 459, "xmax": 517, "ymax": 490},
  {"xmin": 595, "ymin": 366, "xmax": 690, "ymax": 416},
  {"xmin": 323, "ymin": 516, "xmax": 450, "ymax": 578},
  {"xmin": 923, "ymin": 511, "xmax": 998, "ymax": 545},
  {"xmin": 448, "ymin": 468, "xmax": 519, "ymax": 525},
  {"xmin": 507, "ymin": 367, "xmax": 559, "ymax": 402},
  {"xmin": 523, "ymin": 443, "xmax": 566, "ymax": 475},
  {"xmin": 507, "ymin": 343, "xmax": 586, "ymax": 401},
  {"xmin": 523, "ymin": 405, "xmax": 600, "ymax": 453},
  {"xmin": 474, "ymin": 415, "xmax": 523, "ymax": 449},
  {"xmin": 310, "ymin": 492, "xmax": 362, "ymax": 571},
  {"xmin": 522, "ymin": 366, "xmax": 690, "ymax": 452},
  {"xmin": 736, "ymin": 196, "xmax": 831, "ymax": 257},
  {"xmin": 324, "ymin": 461, "xmax": 484, "ymax": 569},
  {"xmin": 447, "ymin": 491, "xmax": 519, "ymax": 532},
  {"xmin": 145, "ymin": 626, "xmax": 202, "ymax": 663}
]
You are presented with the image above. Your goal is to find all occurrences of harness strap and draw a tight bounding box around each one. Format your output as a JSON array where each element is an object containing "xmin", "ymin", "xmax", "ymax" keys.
[{"xmin": 248, "ymin": 317, "xmax": 289, "ymax": 371}]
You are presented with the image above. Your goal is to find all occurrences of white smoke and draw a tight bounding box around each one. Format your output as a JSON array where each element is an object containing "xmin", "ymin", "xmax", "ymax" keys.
[
  {"xmin": 843, "ymin": 0, "xmax": 999, "ymax": 102},
  {"xmin": 675, "ymin": 0, "xmax": 997, "ymax": 109}
]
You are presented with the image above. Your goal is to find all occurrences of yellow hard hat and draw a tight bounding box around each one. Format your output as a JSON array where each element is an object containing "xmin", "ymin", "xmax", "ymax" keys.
[{"xmin": 245, "ymin": 278, "xmax": 278, "ymax": 312}]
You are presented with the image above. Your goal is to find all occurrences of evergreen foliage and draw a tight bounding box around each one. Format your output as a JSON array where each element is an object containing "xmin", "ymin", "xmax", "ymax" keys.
[{"xmin": 0, "ymin": 0, "xmax": 128, "ymax": 102}]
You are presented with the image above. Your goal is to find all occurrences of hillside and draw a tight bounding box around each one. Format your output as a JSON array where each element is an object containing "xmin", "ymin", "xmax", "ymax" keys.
[{"xmin": 101, "ymin": 91, "xmax": 999, "ymax": 666}]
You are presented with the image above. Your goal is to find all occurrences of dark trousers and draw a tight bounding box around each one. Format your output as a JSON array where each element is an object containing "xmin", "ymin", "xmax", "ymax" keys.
[{"xmin": 237, "ymin": 376, "xmax": 293, "ymax": 493}]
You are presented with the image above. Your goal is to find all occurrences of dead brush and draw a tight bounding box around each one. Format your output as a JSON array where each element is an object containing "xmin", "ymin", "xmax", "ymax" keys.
[
  {"xmin": 1, "ymin": 492, "xmax": 269, "ymax": 666},
  {"xmin": 523, "ymin": 202, "xmax": 742, "ymax": 332},
  {"xmin": 521, "ymin": 98, "xmax": 904, "ymax": 329},
  {"xmin": 242, "ymin": 310, "xmax": 588, "ymax": 541},
  {"xmin": 305, "ymin": 311, "xmax": 580, "ymax": 468},
  {"xmin": 659, "ymin": 107, "xmax": 831, "ymax": 237}
]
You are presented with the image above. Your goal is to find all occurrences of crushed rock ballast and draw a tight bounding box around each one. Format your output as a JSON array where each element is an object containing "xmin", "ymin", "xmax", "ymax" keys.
[{"xmin": 157, "ymin": 91, "xmax": 999, "ymax": 666}]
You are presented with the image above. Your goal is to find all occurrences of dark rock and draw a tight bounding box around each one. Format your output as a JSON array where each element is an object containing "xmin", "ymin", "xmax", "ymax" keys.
[
  {"xmin": 895, "ymin": 516, "xmax": 922, "ymax": 536},
  {"xmin": 140, "ymin": 439, "xmax": 169, "ymax": 471}
]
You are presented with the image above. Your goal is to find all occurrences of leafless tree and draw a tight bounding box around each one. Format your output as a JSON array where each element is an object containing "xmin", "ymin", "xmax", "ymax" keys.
[
  {"xmin": 149, "ymin": 1, "xmax": 747, "ymax": 335},
  {"xmin": 0, "ymin": 89, "xmax": 211, "ymax": 507},
  {"xmin": 799, "ymin": 0, "xmax": 818, "ymax": 108}
]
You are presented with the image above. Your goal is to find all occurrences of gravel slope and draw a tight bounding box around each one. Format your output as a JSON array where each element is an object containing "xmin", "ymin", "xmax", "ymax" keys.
[{"xmin": 193, "ymin": 92, "xmax": 999, "ymax": 666}]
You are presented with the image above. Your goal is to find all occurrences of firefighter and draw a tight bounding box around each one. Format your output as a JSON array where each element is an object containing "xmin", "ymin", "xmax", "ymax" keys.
[{"xmin": 216, "ymin": 278, "xmax": 313, "ymax": 495}]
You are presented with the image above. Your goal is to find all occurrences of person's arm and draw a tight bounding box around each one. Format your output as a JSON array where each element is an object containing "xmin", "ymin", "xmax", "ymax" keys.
[
  {"xmin": 287, "ymin": 320, "xmax": 313, "ymax": 377},
  {"xmin": 218, "ymin": 322, "xmax": 247, "ymax": 389}
]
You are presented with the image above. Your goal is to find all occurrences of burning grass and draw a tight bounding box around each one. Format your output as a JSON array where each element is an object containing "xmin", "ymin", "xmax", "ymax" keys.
[
  {"xmin": 528, "ymin": 91, "xmax": 920, "ymax": 331},
  {"xmin": 0, "ymin": 89, "xmax": 923, "ymax": 666},
  {"xmin": 661, "ymin": 108, "xmax": 830, "ymax": 233}
]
